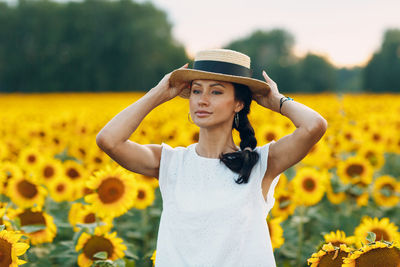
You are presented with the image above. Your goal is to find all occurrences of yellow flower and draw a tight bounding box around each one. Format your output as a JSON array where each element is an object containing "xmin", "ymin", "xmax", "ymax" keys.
[
  {"xmin": 323, "ymin": 230, "xmax": 356, "ymax": 247},
  {"xmin": 337, "ymin": 156, "xmax": 373, "ymax": 185},
  {"xmin": 84, "ymin": 165, "xmax": 137, "ymax": 218},
  {"xmin": 68, "ymin": 203, "xmax": 113, "ymax": 232},
  {"xmin": 0, "ymin": 229, "xmax": 30, "ymax": 267},
  {"xmin": 307, "ymin": 243, "xmax": 353, "ymax": 267},
  {"xmin": 34, "ymin": 156, "xmax": 64, "ymax": 184},
  {"xmin": 7, "ymin": 174, "xmax": 47, "ymax": 209},
  {"xmin": 271, "ymin": 191, "xmax": 296, "ymax": 220},
  {"xmin": 47, "ymin": 176, "xmax": 75, "ymax": 202},
  {"xmin": 75, "ymin": 227, "xmax": 127, "ymax": 267},
  {"xmin": 267, "ymin": 217, "xmax": 284, "ymax": 250},
  {"xmin": 357, "ymin": 144, "xmax": 385, "ymax": 171},
  {"xmin": 326, "ymin": 178, "xmax": 346, "ymax": 205},
  {"xmin": 150, "ymin": 249, "xmax": 156, "ymax": 266},
  {"xmin": 17, "ymin": 146, "xmax": 43, "ymax": 169},
  {"xmin": 7, "ymin": 207, "xmax": 57, "ymax": 245},
  {"xmin": 292, "ymin": 167, "xmax": 328, "ymax": 206},
  {"xmin": 372, "ymin": 175, "xmax": 400, "ymax": 207},
  {"xmin": 342, "ymin": 241, "xmax": 400, "ymax": 267},
  {"xmin": 354, "ymin": 217, "xmax": 400, "ymax": 248},
  {"xmin": 0, "ymin": 161, "xmax": 23, "ymax": 195},
  {"xmin": 132, "ymin": 180, "xmax": 155, "ymax": 210}
]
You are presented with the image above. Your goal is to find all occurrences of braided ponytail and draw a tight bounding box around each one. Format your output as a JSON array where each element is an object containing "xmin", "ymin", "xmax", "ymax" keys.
[{"xmin": 220, "ymin": 83, "xmax": 259, "ymax": 184}]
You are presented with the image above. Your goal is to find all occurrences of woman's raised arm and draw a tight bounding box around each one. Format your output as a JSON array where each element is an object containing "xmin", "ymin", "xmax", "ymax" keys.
[{"xmin": 96, "ymin": 63, "xmax": 189, "ymax": 178}]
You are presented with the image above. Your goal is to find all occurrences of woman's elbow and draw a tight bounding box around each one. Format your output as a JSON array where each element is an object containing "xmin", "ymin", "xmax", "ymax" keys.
[
  {"xmin": 96, "ymin": 132, "xmax": 113, "ymax": 152},
  {"xmin": 310, "ymin": 116, "xmax": 328, "ymax": 138}
]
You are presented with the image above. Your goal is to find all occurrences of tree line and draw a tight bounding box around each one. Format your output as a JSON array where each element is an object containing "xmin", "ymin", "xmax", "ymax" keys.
[{"xmin": 0, "ymin": 0, "xmax": 399, "ymax": 93}]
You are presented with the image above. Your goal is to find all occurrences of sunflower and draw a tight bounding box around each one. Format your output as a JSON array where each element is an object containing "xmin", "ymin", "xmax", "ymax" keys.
[
  {"xmin": 34, "ymin": 157, "xmax": 64, "ymax": 184},
  {"xmin": 0, "ymin": 162, "xmax": 24, "ymax": 194},
  {"xmin": 0, "ymin": 229, "xmax": 30, "ymax": 267},
  {"xmin": 150, "ymin": 250, "xmax": 156, "ymax": 267},
  {"xmin": 7, "ymin": 173, "xmax": 47, "ymax": 209},
  {"xmin": 354, "ymin": 217, "xmax": 400, "ymax": 248},
  {"xmin": 292, "ymin": 167, "xmax": 328, "ymax": 206},
  {"xmin": 342, "ymin": 241, "xmax": 400, "ymax": 267},
  {"xmin": 271, "ymin": 191, "xmax": 296, "ymax": 220},
  {"xmin": 7, "ymin": 207, "xmax": 57, "ymax": 245},
  {"xmin": 300, "ymin": 141, "xmax": 332, "ymax": 169},
  {"xmin": 337, "ymin": 156, "xmax": 373, "ymax": 185},
  {"xmin": 47, "ymin": 176, "xmax": 75, "ymax": 202},
  {"xmin": 0, "ymin": 207, "xmax": 13, "ymax": 230},
  {"xmin": 83, "ymin": 146, "xmax": 110, "ymax": 172},
  {"xmin": 357, "ymin": 144, "xmax": 385, "ymax": 171},
  {"xmin": 17, "ymin": 146, "xmax": 43, "ymax": 168},
  {"xmin": 372, "ymin": 175, "xmax": 400, "ymax": 207},
  {"xmin": 326, "ymin": 177, "xmax": 347, "ymax": 205},
  {"xmin": 307, "ymin": 243, "xmax": 353, "ymax": 267},
  {"xmin": 273, "ymin": 172, "xmax": 288, "ymax": 196},
  {"xmin": 267, "ymin": 217, "xmax": 284, "ymax": 250},
  {"xmin": 84, "ymin": 165, "xmax": 137, "ymax": 218},
  {"xmin": 323, "ymin": 230, "xmax": 356, "ymax": 247},
  {"xmin": 68, "ymin": 203, "xmax": 113, "ymax": 232},
  {"xmin": 75, "ymin": 227, "xmax": 127, "ymax": 267},
  {"xmin": 132, "ymin": 180, "xmax": 155, "ymax": 210},
  {"xmin": 255, "ymin": 124, "xmax": 285, "ymax": 144},
  {"xmin": 63, "ymin": 159, "xmax": 87, "ymax": 198},
  {"xmin": 136, "ymin": 174, "xmax": 159, "ymax": 189}
]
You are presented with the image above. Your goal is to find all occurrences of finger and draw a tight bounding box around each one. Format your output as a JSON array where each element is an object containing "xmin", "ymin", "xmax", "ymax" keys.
[
  {"xmin": 262, "ymin": 70, "xmax": 270, "ymax": 80},
  {"xmin": 180, "ymin": 63, "xmax": 189, "ymax": 69}
]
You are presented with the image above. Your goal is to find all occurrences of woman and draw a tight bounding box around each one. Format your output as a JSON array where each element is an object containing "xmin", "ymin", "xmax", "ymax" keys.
[{"xmin": 96, "ymin": 49, "xmax": 328, "ymax": 266}]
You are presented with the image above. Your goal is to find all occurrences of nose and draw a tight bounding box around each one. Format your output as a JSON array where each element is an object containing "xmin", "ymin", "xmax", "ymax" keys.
[{"xmin": 198, "ymin": 92, "xmax": 210, "ymax": 105}]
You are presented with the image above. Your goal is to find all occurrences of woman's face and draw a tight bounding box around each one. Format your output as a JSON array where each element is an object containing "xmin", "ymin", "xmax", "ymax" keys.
[{"xmin": 189, "ymin": 79, "xmax": 243, "ymax": 128}]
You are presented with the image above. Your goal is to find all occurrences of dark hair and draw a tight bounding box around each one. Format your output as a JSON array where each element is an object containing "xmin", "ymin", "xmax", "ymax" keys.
[{"xmin": 219, "ymin": 82, "xmax": 260, "ymax": 184}]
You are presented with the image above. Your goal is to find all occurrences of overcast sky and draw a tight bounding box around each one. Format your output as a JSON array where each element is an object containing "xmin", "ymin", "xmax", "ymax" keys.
[
  {"xmin": 138, "ymin": 0, "xmax": 400, "ymax": 67},
  {"xmin": 4, "ymin": 0, "xmax": 400, "ymax": 67}
]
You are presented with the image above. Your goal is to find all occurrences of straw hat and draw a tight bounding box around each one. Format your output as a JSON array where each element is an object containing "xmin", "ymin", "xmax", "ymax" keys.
[{"xmin": 170, "ymin": 48, "xmax": 271, "ymax": 99}]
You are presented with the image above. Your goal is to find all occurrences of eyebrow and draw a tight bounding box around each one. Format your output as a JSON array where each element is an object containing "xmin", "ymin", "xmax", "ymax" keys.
[{"xmin": 192, "ymin": 82, "xmax": 225, "ymax": 88}]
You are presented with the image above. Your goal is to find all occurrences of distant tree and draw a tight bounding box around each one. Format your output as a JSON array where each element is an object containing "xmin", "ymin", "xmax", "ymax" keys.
[
  {"xmin": 363, "ymin": 29, "xmax": 400, "ymax": 92},
  {"xmin": 336, "ymin": 67, "xmax": 362, "ymax": 93},
  {"xmin": 0, "ymin": 0, "xmax": 188, "ymax": 92},
  {"xmin": 295, "ymin": 53, "xmax": 337, "ymax": 93},
  {"xmin": 224, "ymin": 29, "xmax": 298, "ymax": 93}
]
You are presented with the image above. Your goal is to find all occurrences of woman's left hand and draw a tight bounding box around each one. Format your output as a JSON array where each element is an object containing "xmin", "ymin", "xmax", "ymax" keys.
[{"xmin": 252, "ymin": 70, "xmax": 284, "ymax": 113}]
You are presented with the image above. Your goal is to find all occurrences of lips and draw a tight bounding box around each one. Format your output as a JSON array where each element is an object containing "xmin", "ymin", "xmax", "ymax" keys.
[{"xmin": 195, "ymin": 111, "xmax": 212, "ymax": 117}]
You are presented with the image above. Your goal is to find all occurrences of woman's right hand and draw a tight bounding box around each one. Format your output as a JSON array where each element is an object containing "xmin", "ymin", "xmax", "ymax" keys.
[{"xmin": 150, "ymin": 63, "xmax": 190, "ymax": 103}]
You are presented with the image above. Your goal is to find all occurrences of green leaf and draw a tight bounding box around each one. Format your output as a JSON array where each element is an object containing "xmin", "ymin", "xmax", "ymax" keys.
[
  {"xmin": 21, "ymin": 224, "xmax": 46, "ymax": 233},
  {"xmin": 0, "ymin": 224, "xmax": 5, "ymax": 231},
  {"xmin": 93, "ymin": 251, "xmax": 108, "ymax": 260},
  {"xmin": 366, "ymin": 232, "xmax": 376, "ymax": 243}
]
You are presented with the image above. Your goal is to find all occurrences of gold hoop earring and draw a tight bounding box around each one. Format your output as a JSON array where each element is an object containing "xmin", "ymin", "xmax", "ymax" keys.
[{"xmin": 188, "ymin": 112, "xmax": 194, "ymax": 124}]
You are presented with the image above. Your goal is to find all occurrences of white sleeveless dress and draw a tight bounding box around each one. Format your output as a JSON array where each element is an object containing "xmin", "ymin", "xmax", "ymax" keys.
[{"xmin": 154, "ymin": 141, "xmax": 280, "ymax": 267}]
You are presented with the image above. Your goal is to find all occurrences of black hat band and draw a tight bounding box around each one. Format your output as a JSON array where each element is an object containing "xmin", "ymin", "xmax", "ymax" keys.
[{"xmin": 193, "ymin": 60, "xmax": 253, "ymax": 78}]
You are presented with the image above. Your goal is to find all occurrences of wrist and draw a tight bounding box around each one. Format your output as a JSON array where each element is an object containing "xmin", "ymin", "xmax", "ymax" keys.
[{"xmin": 279, "ymin": 95, "xmax": 294, "ymax": 115}]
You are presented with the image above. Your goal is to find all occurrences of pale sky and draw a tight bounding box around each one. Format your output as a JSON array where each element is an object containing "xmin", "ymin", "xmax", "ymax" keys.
[
  {"xmin": 138, "ymin": 0, "xmax": 400, "ymax": 68},
  {"xmin": 4, "ymin": 0, "xmax": 400, "ymax": 67}
]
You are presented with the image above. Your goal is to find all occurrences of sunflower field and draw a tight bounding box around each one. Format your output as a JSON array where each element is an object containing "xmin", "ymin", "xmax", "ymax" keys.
[{"xmin": 1, "ymin": 92, "xmax": 400, "ymax": 267}]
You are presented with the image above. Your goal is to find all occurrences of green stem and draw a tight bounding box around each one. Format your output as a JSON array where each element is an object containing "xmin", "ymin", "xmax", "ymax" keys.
[
  {"xmin": 296, "ymin": 205, "xmax": 305, "ymax": 267},
  {"xmin": 141, "ymin": 209, "xmax": 149, "ymax": 259}
]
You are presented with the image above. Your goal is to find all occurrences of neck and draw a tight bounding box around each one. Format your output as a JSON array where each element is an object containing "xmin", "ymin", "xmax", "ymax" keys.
[{"xmin": 196, "ymin": 125, "xmax": 239, "ymax": 158}]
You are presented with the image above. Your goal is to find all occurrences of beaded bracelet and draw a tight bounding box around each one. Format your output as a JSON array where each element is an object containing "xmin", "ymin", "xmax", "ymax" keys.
[{"xmin": 279, "ymin": 96, "xmax": 294, "ymax": 114}]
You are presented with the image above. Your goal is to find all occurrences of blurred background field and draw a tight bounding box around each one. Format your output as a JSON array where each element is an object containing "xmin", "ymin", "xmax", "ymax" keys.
[
  {"xmin": 1, "ymin": 0, "xmax": 400, "ymax": 266},
  {"xmin": 1, "ymin": 92, "xmax": 400, "ymax": 266}
]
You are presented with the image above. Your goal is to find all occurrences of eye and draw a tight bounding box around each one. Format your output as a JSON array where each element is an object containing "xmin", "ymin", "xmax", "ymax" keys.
[
  {"xmin": 192, "ymin": 89, "xmax": 200, "ymax": 94},
  {"xmin": 212, "ymin": 91, "xmax": 222, "ymax": 95}
]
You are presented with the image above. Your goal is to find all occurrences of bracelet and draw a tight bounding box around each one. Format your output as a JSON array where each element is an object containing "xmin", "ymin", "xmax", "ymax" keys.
[{"xmin": 279, "ymin": 96, "xmax": 294, "ymax": 114}]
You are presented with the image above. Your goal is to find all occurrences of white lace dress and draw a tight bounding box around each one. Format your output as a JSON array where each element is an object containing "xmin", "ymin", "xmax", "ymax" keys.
[{"xmin": 154, "ymin": 141, "xmax": 280, "ymax": 267}]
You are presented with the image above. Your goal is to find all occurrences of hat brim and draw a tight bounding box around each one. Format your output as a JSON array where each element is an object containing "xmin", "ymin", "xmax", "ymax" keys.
[{"xmin": 170, "ymin": 69, "xmax": 270, "ymax": 99}]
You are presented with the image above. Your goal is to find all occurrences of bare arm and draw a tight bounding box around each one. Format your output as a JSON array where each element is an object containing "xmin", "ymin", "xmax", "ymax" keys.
[
  {"xmin": 253, "ymin": 71, "xmax": 328, "ymax": 182},
  {"xmin": 96, "ymin": 64, "xmax": 190, "ymax": 178}
]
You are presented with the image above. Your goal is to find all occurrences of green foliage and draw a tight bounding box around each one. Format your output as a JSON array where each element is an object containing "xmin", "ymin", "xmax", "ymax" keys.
[
  {"xmin": 0, "ymin": 0, "xmax": 188, "ymax": 93},
  {"xmin": 363, "ymin": 29, "xmax": 400, "ymax": 92}
]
